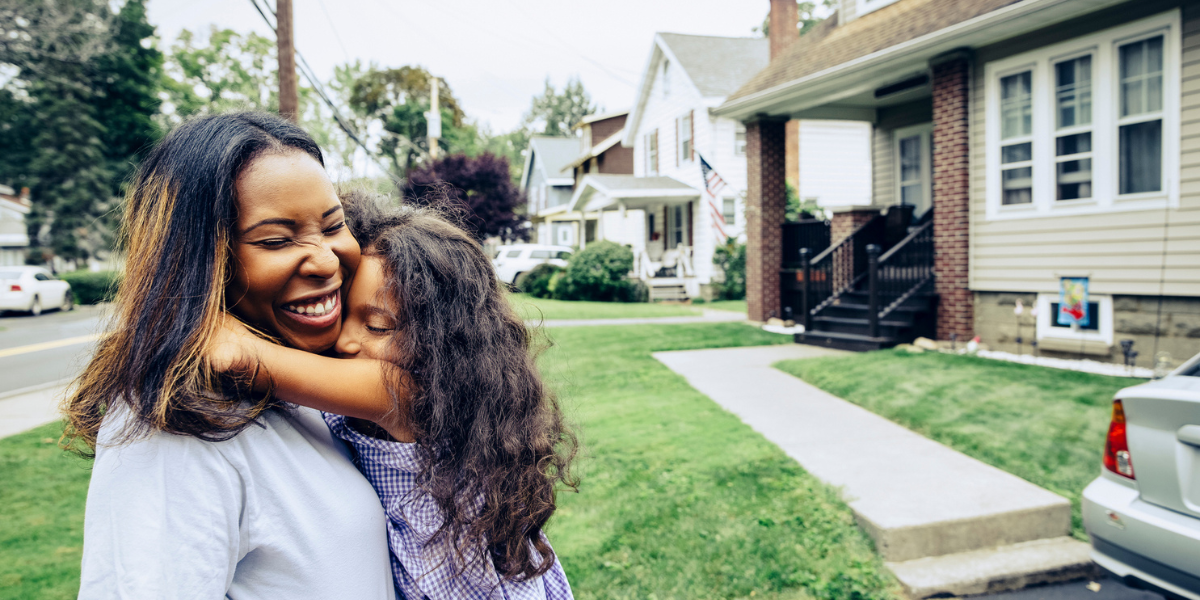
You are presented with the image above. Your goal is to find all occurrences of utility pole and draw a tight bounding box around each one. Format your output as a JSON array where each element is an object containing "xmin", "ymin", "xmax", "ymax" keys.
[
  {"xmin": 427, "ymin": 77, "xmax": 441, "ymax": 159},
  {"xmin": 276, "ymin": 0, "xmax": 299, "ymax": 122}
]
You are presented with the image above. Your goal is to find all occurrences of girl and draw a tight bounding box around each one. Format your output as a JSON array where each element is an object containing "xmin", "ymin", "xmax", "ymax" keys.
[{"xmin": 216, "ymin": 191, "xmax": 578, "ymax": 599}]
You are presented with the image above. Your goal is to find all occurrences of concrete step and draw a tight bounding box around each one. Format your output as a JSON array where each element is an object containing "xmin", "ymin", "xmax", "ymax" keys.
[
  {"xmin": 654, "ymin": 345, "xmax": 1078, "ymax": 583},
  {"xmin": 886, "ymin": 537, "xmax": 1099, "ymax": 598}
]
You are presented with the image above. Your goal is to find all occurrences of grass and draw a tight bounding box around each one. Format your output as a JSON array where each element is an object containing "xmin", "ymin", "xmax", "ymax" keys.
[
  {"xmin": 542, "ymin": 323, "xmax": 899, "ymax": 599},
  {"xmin": 1, "ymin": 320, "xmax": 900, "ymax": 600},
  {"xmin": 702, "ymin": 300, "xmax": 747, "ymax": 313},
  {"xmin": 510, "ymin": 293, "xmax": 701, "ymax": 320},
  {"xmin": 0, "ymin": 425, "xmax": 90, "ymax": 599},
  {"xmin": 775, "ymin": 349, "xmax": 1140, "ymax": 540}
]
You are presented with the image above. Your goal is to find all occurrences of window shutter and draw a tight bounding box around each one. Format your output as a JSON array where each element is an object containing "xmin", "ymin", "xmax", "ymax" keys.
[
  {"xmin": 686, "ymin": 201, "xmax": 693, "ymax": 247},
  {"xmin": 689, "ymin": 110, "xmax": 695, "ymax": 161},
  {"xmin": 653, "ymin": 130, "xmax": 659, "ymax": 173},
  {"xmin": 674, "ymin": 118, "xmax": 680, "ymax": 167}
]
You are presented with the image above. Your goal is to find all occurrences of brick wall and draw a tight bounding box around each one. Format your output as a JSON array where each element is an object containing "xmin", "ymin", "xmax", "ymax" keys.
[
  {"xmin": 746, "ymin": 119, "xmax": 788, "ymax": 322},
  {"xmin": 830, "ymin": 209, "xmax": 879, "ymax": 244},
  {"xmin": 932, "ymin": 55, "xmax": 973, "ymax": 340}
]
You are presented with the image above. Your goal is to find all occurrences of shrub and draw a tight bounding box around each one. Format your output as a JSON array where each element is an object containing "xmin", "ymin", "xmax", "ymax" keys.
[
  {"xmin": 554, "ymin": 241, "xmax": 637, "ymax": 302},
  {"xmin": 60, "ymin": 270, "xmax": 121, "ymax": 304},
  {"xmin": 517, "ymin": 263, "xmax": 561, "ymax": 299},
  {"xmin": 714, "ymin": 239, "xmax": 746, "ymax": 300}
]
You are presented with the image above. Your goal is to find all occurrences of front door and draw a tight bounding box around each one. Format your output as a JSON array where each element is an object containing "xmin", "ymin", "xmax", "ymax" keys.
[{"xmin": 895, "ymin": 124, "xmax": 933, "ymax": 219}]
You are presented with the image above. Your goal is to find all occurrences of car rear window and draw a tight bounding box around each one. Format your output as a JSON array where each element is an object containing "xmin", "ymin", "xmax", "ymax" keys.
[
  {"xmin": 505, "ymin": 249, "xmax": 523, "ymax": 258},
  {"xmin": 0, "ymin": 271, "xmax": 20, "ymax": 279},
  {"xmin": 529, "ymin": 250, "xmax": 552, "ymax": 259}
]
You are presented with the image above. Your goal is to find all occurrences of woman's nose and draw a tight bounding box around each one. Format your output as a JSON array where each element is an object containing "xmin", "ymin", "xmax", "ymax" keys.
[{"xmin": 299, "ymin": 240, "xmax": 340, "ymax": 279}]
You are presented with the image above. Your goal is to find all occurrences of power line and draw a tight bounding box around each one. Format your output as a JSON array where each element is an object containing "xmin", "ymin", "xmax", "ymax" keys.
[{"xmin": 312, "ymin": 0, "xmax": 351, "ymax": 62}]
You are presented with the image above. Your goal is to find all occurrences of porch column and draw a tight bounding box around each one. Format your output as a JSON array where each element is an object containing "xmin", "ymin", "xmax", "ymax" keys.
[
  {"xmin": 931, "ymin": 51, "xmax": 973, "ymax": 340},
  {"xmin": 745, "ymin": 118, "xmax": 788, "ymax": 322}
]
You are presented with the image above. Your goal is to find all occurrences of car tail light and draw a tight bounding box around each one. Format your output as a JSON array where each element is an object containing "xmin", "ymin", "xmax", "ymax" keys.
[
  {"xmin": 8, "ymin": 284, "xmax": 19, "ymax": 292},
  {"xmin": 1104, "ymin": 400, "xmax": 1135, "ymax": 479}
]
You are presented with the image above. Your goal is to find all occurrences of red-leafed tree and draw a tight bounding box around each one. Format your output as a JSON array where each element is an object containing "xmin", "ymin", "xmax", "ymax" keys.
[{"xmin": 403, "ymin": 152, "xmax": 530, "ymax": 242}]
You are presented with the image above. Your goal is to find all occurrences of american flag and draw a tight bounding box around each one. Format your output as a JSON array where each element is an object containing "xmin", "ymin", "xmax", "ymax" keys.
[{"xmin": 699, "ymin": 154, "xmax": 729, "ymax": 242}]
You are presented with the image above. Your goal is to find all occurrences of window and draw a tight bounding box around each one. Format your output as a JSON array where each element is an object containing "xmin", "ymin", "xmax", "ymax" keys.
[
  {"xmin": 555, "ymin": 251, "xmax": 572, "ymax": 260},
  {"xmin": 556, "ymin": 225, "xmax": 573, "ymax": 246},
  {"xmin": 677, "ymin": 112, "xmax": 692, "ymax": 164},
  {"xmin": 985, "ymin": 11, "xmax": 1179, "ymax": 220},
  {"xmin": 734, "ymin": 123, "xmax": 746, "ymax": 156},
  {"xmin": 856, "ymin": 0, "xmax": 901, "ymax": 17},
  {"xmin": 1055, "ymin": 55, "xmax": 1093, "ymax": 201},
  {"xmin": 529, "ymin": 250, "xmax": 552, "ymax": 259},
  {"xmin": 999, "ymin": 70, "xmax": 1034, "ymax": 206},
  {"xmin": 894, "ymin": 124, "xmax": 932, "ymax": 215},
  {"xmin": 505, "ymin": 249, "xmax": 523, "ymax": 259},
  {"xmin": 645, "ymin": 131, "xmax": 659, "ymax": 175},
  {"xmin": 723, "ymin": 198, "xmax": 737, "ymax": 226},
  {"xmin": 1035, "ymin": 292, "xmax": 1113, "ymax": 347},
  {"xmin": 1119, "ymin": 35, "xmax": 1164, "ymax": 195},
  {"xmin": 670, "ymin": 204, "xmax": 685, "ymax": 248},
  {"xmin": 661, "ymin": 59, "xmax": 670, "ymax": 97}
]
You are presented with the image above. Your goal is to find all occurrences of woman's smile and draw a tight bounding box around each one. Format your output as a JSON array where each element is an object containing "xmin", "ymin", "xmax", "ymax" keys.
[{"xmin": 280, "ymin": 289, "xmax": 342, "ymax": 328}]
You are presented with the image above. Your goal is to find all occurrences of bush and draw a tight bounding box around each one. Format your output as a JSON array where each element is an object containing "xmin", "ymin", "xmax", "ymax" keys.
[
  {"xmin": 60, "ymin": 270, "xmax": 121, "ymax": 304},
  {"xmin": 714, "ymin": 239, "xmax": 746, "ymax": 300},
  {"xmin": 517, "ymin": 263, "xmax": 561, "ymax": 299},
  {"xmin": 554, "ymin": 241, "xmax": 638, "ymax": 302}
]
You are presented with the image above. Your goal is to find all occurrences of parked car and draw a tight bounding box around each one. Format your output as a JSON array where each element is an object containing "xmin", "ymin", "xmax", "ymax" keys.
[
  {"xmin": 1083, "ymin": 354, "xmax": 1200, "ymax": 600},
  {"xmin": 492, "ymin": 244, "xmax": 572, "ymax": 286},
  {"xmin": 0, "ymin": 266, "xmax": 73, "ymax": 316}
]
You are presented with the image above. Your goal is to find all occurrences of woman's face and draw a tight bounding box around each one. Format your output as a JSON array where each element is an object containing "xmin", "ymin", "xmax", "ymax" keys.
[
  {"xmin": 227, "ymin": 151, "xmax": 361, "ymax": 352},
  {"xmin": 336, "ymin": 255, "xmax": 396, "ymax": 361}
]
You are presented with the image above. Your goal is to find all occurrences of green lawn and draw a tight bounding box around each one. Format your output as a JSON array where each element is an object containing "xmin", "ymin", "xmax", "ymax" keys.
[
  {"xmin": 1, "ymin": 321, "xmax": 900, "ymax": 600},
  {"xmin": 542, "ymin": 323, "xmax": 898, "ymax": 599},
  {"xmin": 775, "ymin": 349, "xmax": 1139, "ymax": 540},
  {"xmin": 510, "ymin": 293, "xmax": 701, "ymax": 321},
  {"xmin": 702, "ymin": 300, "xmax": 747, "ymax": 313}
]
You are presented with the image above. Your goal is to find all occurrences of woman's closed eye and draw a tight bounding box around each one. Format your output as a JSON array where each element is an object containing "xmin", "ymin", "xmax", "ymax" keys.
[
  {"xmin": 323, "ymin": 221, "xmax": 346, "ymax": 235},
  {"xmin": 253, "ymin": 237, "xmax": 292, "ymax": 249}
]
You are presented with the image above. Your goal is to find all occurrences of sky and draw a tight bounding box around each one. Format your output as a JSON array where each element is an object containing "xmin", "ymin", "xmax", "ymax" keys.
[{"xmin": 146, "ymin": 0, "xmax": 771, "ymax": 133}]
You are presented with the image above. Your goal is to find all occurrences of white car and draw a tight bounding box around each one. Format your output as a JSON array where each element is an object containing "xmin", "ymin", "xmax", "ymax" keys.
[
  {"xmin": 0, "ymin": 266, "xmax": 73, "ymax": 316},
  {"xmin": 492, "ymin": 244, "xmax": 572, "ymax": 286},
  {"xmin": 1082, "ymin": 353, "xmax": 1200, "ymax": 600}
]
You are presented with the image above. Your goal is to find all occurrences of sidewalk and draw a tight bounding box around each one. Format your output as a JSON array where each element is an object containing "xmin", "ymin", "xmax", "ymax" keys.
[
  {"xmin": 654, "ymin": 345, "xmax": 1095, "ymax": 598},
  {"xmin": 532, "ymin": 308, "xmax": 745, "ymax": 328},
  {"xmin": 0, "ymin": 381, "xmax": 68, "ymax": 439}
]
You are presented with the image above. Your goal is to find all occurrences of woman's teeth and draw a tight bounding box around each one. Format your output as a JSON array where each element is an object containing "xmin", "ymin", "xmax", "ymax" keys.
[{"xmin": 284, "ymin": 294, "xmax": 335, "ymax": 316}]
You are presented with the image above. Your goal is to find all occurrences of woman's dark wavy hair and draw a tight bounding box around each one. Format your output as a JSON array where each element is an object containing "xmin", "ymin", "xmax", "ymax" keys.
[
  {"xmin": 342, "ymin": 190, "xmax": 578, "ymax": 582},
  {"xmin": 63, "ymin": 112, "xmax": 324, "ymax": 453}
]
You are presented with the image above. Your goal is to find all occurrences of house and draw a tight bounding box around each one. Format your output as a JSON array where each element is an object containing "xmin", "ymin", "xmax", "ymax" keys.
[
  {"xmin": 718, "ymin": 0, "xmax": 1200, "ymax": 364},
  {"xmin": 566, "ymin": 31, "xmax": 874, "ymax": 301},
  {"xmin": 0, "ymin": 185, "xmax": 31, "ymax": 266},
  {"xmin": 521, "ymin": 135, "xmax": 582, "ymax": 246}
]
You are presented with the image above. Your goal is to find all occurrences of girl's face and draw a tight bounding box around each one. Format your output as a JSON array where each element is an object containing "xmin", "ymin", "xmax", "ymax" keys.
[
  {"xmin": 336, "ymin": 255, "xmax": 396, "ymax": 361},
  {"xmin": 226, "ymin": 152, "xmax": 361, "ymax": 353}
]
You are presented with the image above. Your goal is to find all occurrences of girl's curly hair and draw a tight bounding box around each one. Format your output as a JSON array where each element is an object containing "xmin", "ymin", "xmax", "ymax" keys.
[{"xmin": 342, "ymin": 189, "xmax": 578, "ymax": 581}]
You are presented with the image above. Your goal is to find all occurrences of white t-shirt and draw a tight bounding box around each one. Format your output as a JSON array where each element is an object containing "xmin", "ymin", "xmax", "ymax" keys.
[{"xmin": 79, "ymin": 405, "xmax": 397, "ymax": 600}]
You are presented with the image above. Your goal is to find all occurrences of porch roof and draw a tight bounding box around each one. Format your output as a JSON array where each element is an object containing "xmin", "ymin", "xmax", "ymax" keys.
[
  {"xmin": 715, "ymin": 0, "xmax": 1131, "ymax": 120},
  {"xmin": 568, "ymin": 174, "xmax": 699, "ymax": 213}
]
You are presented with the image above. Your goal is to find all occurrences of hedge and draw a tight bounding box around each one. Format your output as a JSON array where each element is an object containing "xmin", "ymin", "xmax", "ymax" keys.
[{"xmin": 60, "ymin": 270, "xmax": 121, "ymax": 305}]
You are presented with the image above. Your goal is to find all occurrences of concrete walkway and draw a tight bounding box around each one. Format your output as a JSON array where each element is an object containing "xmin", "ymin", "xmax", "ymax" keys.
[
  {"xmin": 654, "ymin": 345, "xmax": 1095, "ymax": 598},
  {"xmin": 0, "ymin": 381, "xmax": 69, "ymax": 439},
  {"xmin": 532, "ymin": 309, "xmax": 745, "ymax": 328}
]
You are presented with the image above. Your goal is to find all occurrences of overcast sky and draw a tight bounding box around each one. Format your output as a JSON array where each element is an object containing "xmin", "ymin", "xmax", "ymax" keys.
[{"xmin": 146, "ymin": 0, "xmax": 771, "ymax": 133}]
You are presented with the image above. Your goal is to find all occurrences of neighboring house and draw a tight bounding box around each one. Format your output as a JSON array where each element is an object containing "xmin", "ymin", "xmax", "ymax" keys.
[
  {"xmin": 521, "ymin": 136, "xmax": 582, "ymax": 246},
  {"xmin": 719, "ymin": 0, "xmax": 1200, "ymax": 364},
  {"xmin": 0, "ymin": 185, "xmax": 31, "ymax": 267},
  {"xmin": 563, "ymin": 110, "xmax": 637, "ymax": 246}
]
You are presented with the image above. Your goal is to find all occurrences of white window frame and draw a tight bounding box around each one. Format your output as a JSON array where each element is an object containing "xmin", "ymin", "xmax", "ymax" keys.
[
  {"xmin": 722, "ymin": 196, "xmax": 737, "ymax": 226},
  {"xmin": 1035, "ymin": 292, "xmax": 1113, "ymax": 347},
  {"xmin": 893, "ymin": 123, "xmax": 932, "ymax": 213},
  {"xmin": 856, "ymin": 0, "xmax": 901, "ymax": 17},
  {"xmin": 734, "ymin": 123, "xmax": 747, "ymax": 157},
  {"xmin": 645, "ymin": 131, "xmax": 658, "ymax": 175},
  {"xmin": 677, "ymin": 112, "xmax": 693, "ymax": 164},
  {"xmin": 984, "ymin": 10, "xmax": 1180, "ymax": 221}
]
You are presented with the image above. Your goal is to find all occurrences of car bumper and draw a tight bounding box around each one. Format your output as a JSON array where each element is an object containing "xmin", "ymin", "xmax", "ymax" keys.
[
  {"xmin": 0, "ymin": 291, "xmax": 33, "ymax": 311},
  {"xmin": 1083, "ymin": 475, "xmax": 1200, "ymax": 600}
]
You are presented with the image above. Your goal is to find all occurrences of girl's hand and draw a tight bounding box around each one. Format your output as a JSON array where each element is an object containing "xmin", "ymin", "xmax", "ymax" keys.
[{"xmin": 208, "ymin": 313, "xmax": 261, "ymax": 375}]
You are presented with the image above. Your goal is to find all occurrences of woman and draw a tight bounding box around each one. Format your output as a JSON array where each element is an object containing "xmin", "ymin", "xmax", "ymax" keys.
[{"xmin": 65, "ymin": 112, "xmax": 396, "ymax": 599}]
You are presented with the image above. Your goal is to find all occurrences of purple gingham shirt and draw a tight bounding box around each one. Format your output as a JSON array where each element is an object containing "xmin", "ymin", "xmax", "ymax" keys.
[{"xmin": 324, "ymin": 413, "xmax": 574, "ymax": 600}]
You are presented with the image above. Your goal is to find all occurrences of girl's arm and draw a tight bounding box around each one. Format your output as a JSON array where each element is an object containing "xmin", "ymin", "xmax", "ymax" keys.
[{"xmin": 209, "ymin": 315, "xmax": 412, "ymax": 439}]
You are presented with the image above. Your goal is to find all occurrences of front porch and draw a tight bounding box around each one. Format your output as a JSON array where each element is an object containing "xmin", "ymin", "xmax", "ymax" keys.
[{"xmin": 571, "ymin": 174, "xmax": 718, "ymax": 301}]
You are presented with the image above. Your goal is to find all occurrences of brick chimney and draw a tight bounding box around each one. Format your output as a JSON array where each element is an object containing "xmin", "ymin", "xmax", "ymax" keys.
[{"xmin": 769, "ymin": 0, "xmax": 799, "ymax": 59}]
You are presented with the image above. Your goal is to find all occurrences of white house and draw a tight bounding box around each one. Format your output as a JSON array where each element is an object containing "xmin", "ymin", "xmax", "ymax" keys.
[
  {"xmin": 570, "ymin": 32, "xmax": 873, "ymax": 300},
  {"xmin": 0, "ymin": 185, "xmax": 31, "ymax": 267},
  {"xmin": 521, "ymin": 135, "xmax": 583, "ymax": 246}
]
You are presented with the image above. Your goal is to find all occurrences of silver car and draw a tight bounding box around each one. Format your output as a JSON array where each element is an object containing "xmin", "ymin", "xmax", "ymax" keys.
[{"xmin": 1083, "ymin": 355, "xmax": 1200, "ymax": 600}]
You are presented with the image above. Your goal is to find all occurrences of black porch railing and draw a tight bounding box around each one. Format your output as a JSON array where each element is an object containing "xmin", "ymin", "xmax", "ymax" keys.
[
  {"xmin": 797, "ymin": 215, "xmax": 886, "ymax": 331},
  {"xmin": 782, "ymin": 219, "xmax": 831, "ymax": 267},
  {"xmin": 864, "ymin": 219, "xmax": 934, "ymax": 337}
]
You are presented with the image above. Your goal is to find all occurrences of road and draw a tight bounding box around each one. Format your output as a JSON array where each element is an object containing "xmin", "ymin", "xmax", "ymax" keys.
[{"xmin": 0, "ymin": 304, "xmax": 105, "ymax": 395}]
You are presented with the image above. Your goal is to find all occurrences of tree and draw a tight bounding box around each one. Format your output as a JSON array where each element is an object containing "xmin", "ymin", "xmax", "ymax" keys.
[
  {"xmin": 403, "ymin": 153, "xmax": 529, "ymax": 242},
  {"xmin": 755, "ymin": 0, "xmax": 836, "ymax": 37},
  {"xmin": 160, "ymin": 27, "xmax": 281, "ymax": 124},
  {"xmin": 521, "ymin": 76, "xmax": 597, "ymax": 137},
  {"xmin": 93, "ymin": 0, "xmax": 162, "ymax": 192}
]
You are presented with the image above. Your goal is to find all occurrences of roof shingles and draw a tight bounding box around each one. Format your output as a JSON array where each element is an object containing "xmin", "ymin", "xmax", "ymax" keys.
[{"xmin": 658, "ymin": 33, "xmax": 770, "ymax": 98}]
